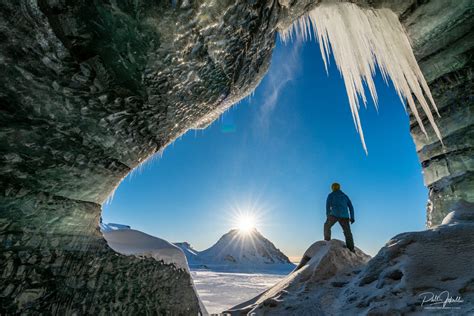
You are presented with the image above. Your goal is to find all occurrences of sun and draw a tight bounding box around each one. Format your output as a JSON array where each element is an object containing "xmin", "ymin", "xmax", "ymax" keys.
[
  {"xmin": 227, "ymin": 199, "xmax": 268, "ymax": 236},
  {"xmin": 236, "ymin": 214, "xmax": 256, "ymax": 234}
]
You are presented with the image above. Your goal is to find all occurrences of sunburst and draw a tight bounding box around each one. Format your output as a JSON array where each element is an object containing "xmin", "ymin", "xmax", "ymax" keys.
[{"xmin": 236, "ymin": 213, "xmax": 256, "ymax": 234}]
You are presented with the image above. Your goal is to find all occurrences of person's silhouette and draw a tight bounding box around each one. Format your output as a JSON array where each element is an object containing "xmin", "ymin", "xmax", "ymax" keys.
[{"xmin": 324, "ymin": 182, "xmax": 355, "ymax": 252}]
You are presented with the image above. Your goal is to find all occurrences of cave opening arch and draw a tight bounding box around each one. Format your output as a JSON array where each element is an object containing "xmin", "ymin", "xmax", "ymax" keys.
[{"xmin": 100, "ymin": 34, "xmax": 428, "ymax": 259}]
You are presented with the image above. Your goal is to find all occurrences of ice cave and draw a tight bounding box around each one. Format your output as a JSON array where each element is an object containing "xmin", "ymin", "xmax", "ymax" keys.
[{"xmin": 0, "ymin": 0, "xmax": 472, "ymax": 314}]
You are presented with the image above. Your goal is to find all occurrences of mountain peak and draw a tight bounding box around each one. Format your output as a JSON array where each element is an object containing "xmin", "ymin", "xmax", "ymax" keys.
[
  {"xmin": 198, "ymin": 228, "xmax": 293, "ymax": 266},
  {"xmin": 175, "ymin": 228, "xmax": 294, "ymax": 270},
  {"xmin": 227, "ymin": 227, "xmax": 259, "ymax": 236}
]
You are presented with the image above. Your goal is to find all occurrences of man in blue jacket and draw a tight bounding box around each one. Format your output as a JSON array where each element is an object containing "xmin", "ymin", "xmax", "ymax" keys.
[{"xmin": 325, "ymin": 182, "xmax": 355, "ymax": 252}]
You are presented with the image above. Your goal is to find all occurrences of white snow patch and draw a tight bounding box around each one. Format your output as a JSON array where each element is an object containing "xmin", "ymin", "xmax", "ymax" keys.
[
  {"xmin": 280, "ymin": 1, "xmax": 441, "ymax": 153},
  {"xmin": 103, "ymin": 228, "xmax": 189, "ymax": 271}
]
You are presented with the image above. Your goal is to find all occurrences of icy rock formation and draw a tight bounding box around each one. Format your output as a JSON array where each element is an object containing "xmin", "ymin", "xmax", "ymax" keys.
[
  {"xmin": 102, "ymin": 228, "xmax": 209, "ymax": 315},
  {"xmin": 405, "ymin": 0, "xmax": 474, "ymax": 227},
  {"xmin": 0, "ymin": 193, "xmax": 201, "ymax": 314},
  {"xmin": 228, "ymin": 224, "xmax": 474, "ymax": 314},
  {"xmin": 441, "ymin": 201, "xmax": 474, "ymax": 225}
]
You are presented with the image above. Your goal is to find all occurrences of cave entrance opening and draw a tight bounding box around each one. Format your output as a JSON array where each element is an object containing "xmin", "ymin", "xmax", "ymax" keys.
[{"xmin": 100, "ymin": 34, "xmax": 427, "ymax": 314}]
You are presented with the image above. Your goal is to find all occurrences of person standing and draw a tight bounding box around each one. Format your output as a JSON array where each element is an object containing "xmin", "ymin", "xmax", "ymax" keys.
[{"xmin": 324, "ymin": 182, "xmax": 355, "ymax": 252}]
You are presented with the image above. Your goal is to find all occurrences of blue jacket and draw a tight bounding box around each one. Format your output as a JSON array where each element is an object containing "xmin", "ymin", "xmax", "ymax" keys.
[{"xmin": 326, "ymin": 190, "xmax": 354, "ymax": 220}]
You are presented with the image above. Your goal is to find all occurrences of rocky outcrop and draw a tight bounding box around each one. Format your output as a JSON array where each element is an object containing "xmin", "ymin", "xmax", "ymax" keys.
[
  {"xmin": 0, "ymin": 0, "xmax": 472, "ymax": 313},
  {"xmin": 0, "ymin": 190, "xmax": 200, "ymax": 314},
  {"xmin": 399, "ymin": 0, "xmax": 473, "ymax": 227}
]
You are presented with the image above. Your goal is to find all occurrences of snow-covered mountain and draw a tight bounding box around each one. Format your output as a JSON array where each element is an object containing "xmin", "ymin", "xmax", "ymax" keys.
[
  {"xmin": 174, "ymin": 242, "xmax": 201, "ymax": 265},
  {"xmin": 176, "ymin": 229, "xmax": 295, "ymax": 271},
  {"xmin": 201, "ymin": 229, "xmax": 292, "ymax": 265}
]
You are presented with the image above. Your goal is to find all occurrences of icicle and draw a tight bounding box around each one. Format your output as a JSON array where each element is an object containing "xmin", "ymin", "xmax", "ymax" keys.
[{"xmin": 280, "ymin": 1, "xmax": 442, "ymax": 154}]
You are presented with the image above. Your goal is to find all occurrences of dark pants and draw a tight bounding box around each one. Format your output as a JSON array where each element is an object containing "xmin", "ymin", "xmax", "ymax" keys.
[{"xmin": 324, "ymin": 215, "xmax": 354, "ymax": 251}]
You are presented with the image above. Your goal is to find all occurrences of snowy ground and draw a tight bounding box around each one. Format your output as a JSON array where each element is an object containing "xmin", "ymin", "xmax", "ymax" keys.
[
  {"xmin": 191, "ymin": 269, "xmax": 290, "ymax": 315},
  {"xmin": 229, "ymin": 218, "xmax": 474, "ymax": 315}
]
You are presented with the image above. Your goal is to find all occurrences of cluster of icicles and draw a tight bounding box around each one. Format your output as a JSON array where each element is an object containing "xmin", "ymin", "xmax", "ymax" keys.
[{"xmin": 280, "ymin": 1, "xmax": 441, "ymax": 153}]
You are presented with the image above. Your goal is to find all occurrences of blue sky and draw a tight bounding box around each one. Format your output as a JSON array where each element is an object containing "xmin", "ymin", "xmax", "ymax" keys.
[{"xmin": 103, "ymin": 38, "xmax": 427, "ymax": 258}]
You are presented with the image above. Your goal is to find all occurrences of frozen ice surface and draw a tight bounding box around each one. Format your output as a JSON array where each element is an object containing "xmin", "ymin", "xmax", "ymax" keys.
[{"xmin": 191, "ymin": 269, "xmax": 289, "ymax": 315}]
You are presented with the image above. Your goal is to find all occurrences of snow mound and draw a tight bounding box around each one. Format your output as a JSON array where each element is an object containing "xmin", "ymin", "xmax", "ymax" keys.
[
  {"xmin": 340, "ymin": 222, "xmax": 474, "ymax": 314},
  {"xmin": 103, "ymin": 229, "xmax": 189, "ymax": 271},
  {"xmin": 197, "ymin": 229, "xmax": 295, "ymax": 272},
  {"xmin": 228, "ymin": 222, "xmax": 474, "ymax": 315},
  {"xmin": 227, "ymin": 239, "xmax": 370, "ymax": 315}
]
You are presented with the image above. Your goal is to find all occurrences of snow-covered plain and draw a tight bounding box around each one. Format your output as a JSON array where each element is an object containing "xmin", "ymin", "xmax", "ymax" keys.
[{"xmin": 191, "ymin": 269, "xmax": 291, "ymax": 315}]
